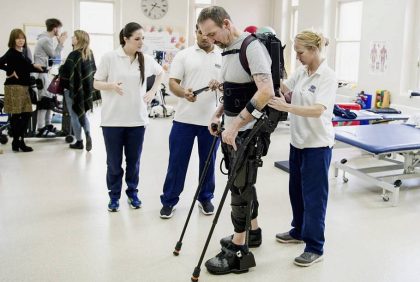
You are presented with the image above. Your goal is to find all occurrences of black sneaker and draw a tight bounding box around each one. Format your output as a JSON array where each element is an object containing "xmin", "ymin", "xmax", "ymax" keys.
[
  {"xmin": 220, "ymin": 228, "xmax": 262, "ymax": 248},
  {"xmin": 46, "ymin": 124, "xmax": 57, "ymax": 133},
  {"xmin": 294, "ymin": 252, "xmax": 323, "ymax": 267},
  {"xmin": 276, "ymin": 231, "xmax": 304, "ymax": 244},
  {"xmin": 36, "ymin": 126, "xmax": 56, "ymax": 138},
  {"xmin": 198, "ymin": 201, "xmax": 214, "ymax": 215},
  {"xmin": 160, "ymin": 205, "xmax": 175, "ymax": 219},
  {"xmin": 35, "ymin": 126, "xmax": 56, "ymax": 138},
  {"xmin": 69, "ymin": 140, "xmax": 84, "ymax": 149},
  {"xmin": 205, "ymin": 241, "xmax": 256, "ymax": 275}
]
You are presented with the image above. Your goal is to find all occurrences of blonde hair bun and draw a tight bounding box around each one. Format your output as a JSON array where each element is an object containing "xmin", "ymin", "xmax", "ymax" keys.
[{"xmin": 295, "ymin": 30, "xmax": 329, "ymax": 51}]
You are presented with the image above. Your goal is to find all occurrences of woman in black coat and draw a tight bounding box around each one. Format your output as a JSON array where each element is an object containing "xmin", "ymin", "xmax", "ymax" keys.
[{"xmin": 0, "ymin": 29, "xmax": 44, "ymax": 152}]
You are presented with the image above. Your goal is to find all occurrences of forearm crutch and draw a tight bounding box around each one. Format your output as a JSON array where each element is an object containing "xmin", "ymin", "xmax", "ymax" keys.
[{"xmin": 173, "ymin": 124, "xmax": 220, "ymax": 256}]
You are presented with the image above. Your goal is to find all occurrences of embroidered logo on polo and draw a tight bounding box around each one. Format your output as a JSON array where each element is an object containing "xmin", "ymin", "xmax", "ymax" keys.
[
  {"xmin": 308, "ymin": 85, "xmax": 316, "ymax": 93},
  {"xmin": 215, "ymin": 64, "xmax": 221, "ymax": 69}
]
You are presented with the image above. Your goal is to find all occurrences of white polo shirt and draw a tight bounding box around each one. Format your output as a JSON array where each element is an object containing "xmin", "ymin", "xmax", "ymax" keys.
[
  {"xmin": 95, "ymin": 47, "xmax": 163, "ymax": 127},
  {"xmin": 170, "ymin": 44, "xmax": 222, "ymax": 126},
  {"xmin": 284, "ymin": 60, "xmax": 337, "ymax": 149}
]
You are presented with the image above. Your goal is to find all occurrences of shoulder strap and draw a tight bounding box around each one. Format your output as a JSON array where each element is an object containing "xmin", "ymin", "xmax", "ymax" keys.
[
  {"xmin": 221, "ymin": 49, "xmax": 240, "ymax": 56},
  {"xmin": 220, "ymin": 34, "xmax": 259, "ymax": 76},
  {"xmin": 239, "ymin": 34, "xmax": 258, "ymax": 76}
]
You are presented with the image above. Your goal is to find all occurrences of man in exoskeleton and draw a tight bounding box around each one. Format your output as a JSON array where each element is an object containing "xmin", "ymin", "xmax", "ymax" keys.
[{"xmin": 198, "ymin": 6, "xmax": 282, "ymax": 275}]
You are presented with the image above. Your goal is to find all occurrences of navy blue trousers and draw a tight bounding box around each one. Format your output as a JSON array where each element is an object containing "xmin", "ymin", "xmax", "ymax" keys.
[
  {"xmin": 288, "ymin": 144, "xmax": 332, "ymax": 255},
  {"xmin": 160, "ymin": 121, "xmax": 219, "ymax": 207},
  {"xmin": 102, "ymin": 126, "xmax": 145, "ymax": 200}
]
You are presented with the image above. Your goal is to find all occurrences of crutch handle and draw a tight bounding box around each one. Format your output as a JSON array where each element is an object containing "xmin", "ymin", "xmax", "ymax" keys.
[
  {"xmin": 193, "ymin": 86, "xmax": 210, "ymax": 96},
  {"xmin": 210, "ymin": 123, "xmax": 223, "ymax": 135}
]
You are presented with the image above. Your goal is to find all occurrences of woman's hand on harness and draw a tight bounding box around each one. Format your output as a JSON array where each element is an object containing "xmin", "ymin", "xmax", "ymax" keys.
[
  {"xmin": 222, "ymin": 126, "xmax": 238, "ymax": 151},
  {"xmin": 268, "ymin": 95, "xmax": 288, "ymax": 112}
]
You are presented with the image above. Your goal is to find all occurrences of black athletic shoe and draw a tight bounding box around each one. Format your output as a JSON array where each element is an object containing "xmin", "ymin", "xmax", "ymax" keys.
[
  {"xmin": 205, "ymin": 241, "xmax": 256, "ymax": 275},
  {"xmin": 220, "ymin": 228, "xmax": 262, "ymax": 248},
  {"xmin": 70, "ymin": 140, "xmax": 84, "ymax": 149},
  {"xmin": 198, "ymin": 201, "xmax": 214, "ymax": 215},
  {"xmin": 160, "ymin": 205, "xmax": 175, "ymax": 219}
]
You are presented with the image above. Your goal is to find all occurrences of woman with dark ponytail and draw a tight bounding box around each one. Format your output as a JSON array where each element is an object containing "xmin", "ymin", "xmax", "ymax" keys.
[{"xmin": 94, "ymin": 22, "xmax": 164, "ymax": 212}]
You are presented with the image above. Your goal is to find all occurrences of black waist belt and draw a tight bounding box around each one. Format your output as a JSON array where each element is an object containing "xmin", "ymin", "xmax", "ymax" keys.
[{"xmin": 223, "ymin": 81, "xmax": 257, "ymax": 116}]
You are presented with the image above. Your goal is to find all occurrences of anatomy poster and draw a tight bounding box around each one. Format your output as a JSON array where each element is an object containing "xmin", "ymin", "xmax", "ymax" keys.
[{"xmin": 369, "ymin": 41, "xmax": 388, "ymax": 74}]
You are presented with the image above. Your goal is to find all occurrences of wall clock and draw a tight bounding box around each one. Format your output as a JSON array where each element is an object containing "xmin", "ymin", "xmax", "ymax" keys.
[{"xmin": 141, "ymin": 0, "xmax": 168, "ymax": 20}]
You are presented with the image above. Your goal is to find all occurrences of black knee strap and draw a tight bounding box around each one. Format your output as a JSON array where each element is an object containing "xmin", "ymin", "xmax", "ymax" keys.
[{"xmin": 231, "ymin": 203, "xmax": 247, "ymax": 220}]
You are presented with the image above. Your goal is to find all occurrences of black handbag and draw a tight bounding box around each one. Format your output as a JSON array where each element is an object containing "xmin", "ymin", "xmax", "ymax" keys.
[{"xmin": 28, "ymin": 87, "xmax": 37, "ymax": 104}]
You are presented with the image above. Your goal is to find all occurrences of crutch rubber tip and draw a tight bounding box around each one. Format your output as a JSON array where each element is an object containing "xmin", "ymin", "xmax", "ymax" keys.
[
  {"xmin": 173, "ymin": 242, "xmax": 182, "ymax": 256},
  {"xmin": 191, "ymin": 267, "xmax": 200, "ymax": 281}
]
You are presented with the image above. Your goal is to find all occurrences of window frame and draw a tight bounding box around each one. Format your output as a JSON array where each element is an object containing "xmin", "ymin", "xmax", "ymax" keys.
[
  {"xmin": 188, "ymin": 0, "xmax": 214, "ymax": 46},
  {"xmin": 334, "ymin": 0, "xmax": 363, "ymax": 83},
  {"xmin": 289, "ymin": 3, "xmax": 299, "ymax": 74},
  {"xmin": 75, "ymin": 0, "xmax": 119, "ymax": 62}
]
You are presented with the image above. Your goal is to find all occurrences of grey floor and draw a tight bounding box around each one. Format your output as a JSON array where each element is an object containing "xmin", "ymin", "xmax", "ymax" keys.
[{"xmin": 1, "ymin": 107, "xmax": 420, "ymax": 282}]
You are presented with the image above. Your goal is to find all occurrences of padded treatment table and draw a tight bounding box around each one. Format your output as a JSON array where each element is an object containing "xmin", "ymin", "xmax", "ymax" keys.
[
  {"xmin": 275, "ymin": 112, "xmax": 410, "ymax": 173},
  {"xmin": 334, "ymin": 124, "xmax": 420, "ymax": 206}
]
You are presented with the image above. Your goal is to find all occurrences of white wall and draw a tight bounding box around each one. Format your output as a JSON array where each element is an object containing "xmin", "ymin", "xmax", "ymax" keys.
[
  {"xmin": 297, "ymin": 0, "xmax": 325, "ymax": 32},
  {"xmin": 279, "ymin": 0, "xmax": 334, "ymax": 74},
  {"xmin": 358, "ymin": 0, "xmax": 407, "ymax": 98},
  {"xmin": 412, "ymin": 0, "xmax": 420, "ymax": 90},
  {"xmin": 0, "ymin": 0, "xmax": 74, "ymax": 56},
  {"xmin": 0, "ymin": 0, "xmax": 190, "ymax": 55},
  {"xmin": 214, "ymin": 0, "xmax": 273, "ymax": 32},
  {"xmin": 0, "ymin": 0, "xmax": 75, "ymax": 85},
  {"xmin": 2, "ymin": 0, "xmax": 419, "ymax": 109},
  {"xmin": 122, "ymin": 0, "xmax": 189, "ymax": 37},
  {"xmin": 0, "ymin": 0, "xmax": 190, "ymax": 87},
  {"xmin": 270, "ymin": 0, "xmax": 420, "ymax": 109}
]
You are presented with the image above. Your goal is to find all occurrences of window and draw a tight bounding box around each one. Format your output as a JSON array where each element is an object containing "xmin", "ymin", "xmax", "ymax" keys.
[
  {"xmin": 188, "ymin": 0, "xmax": 213, "ymax": 45},
  {"xmin": 195, "ymin": 0, "xmax": 211, "ymax": 4},
  {"xmin": 195, "ymin": 7, "xmax": 204, "ymax": 24},
  {"xmin": 290, "ymin": 1, "xmax": 299, "ymax": 73},
  {"xmin": 194, "ymin": 0, "xmax": 212, "ymax": 24},
  {"xmin": 335, "ymin": 1, "xmax": 363, "ymax": 82},
  {"xmin": 79, "ymin": 1, "xmax": 115, "ymax": 64}
]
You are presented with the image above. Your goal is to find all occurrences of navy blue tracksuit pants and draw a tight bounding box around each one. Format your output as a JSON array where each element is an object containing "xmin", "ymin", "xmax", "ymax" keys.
[
  {"xmin": 288, "ymin": 144, "xmax": 332, "ymax": 255},
  {"xmin": 160, "ymin": 121, "xmax": 219, "ymax": 207},
  {"xmin": 102, "ymin": 126, "xmax": 145, "ymax": 200}
]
